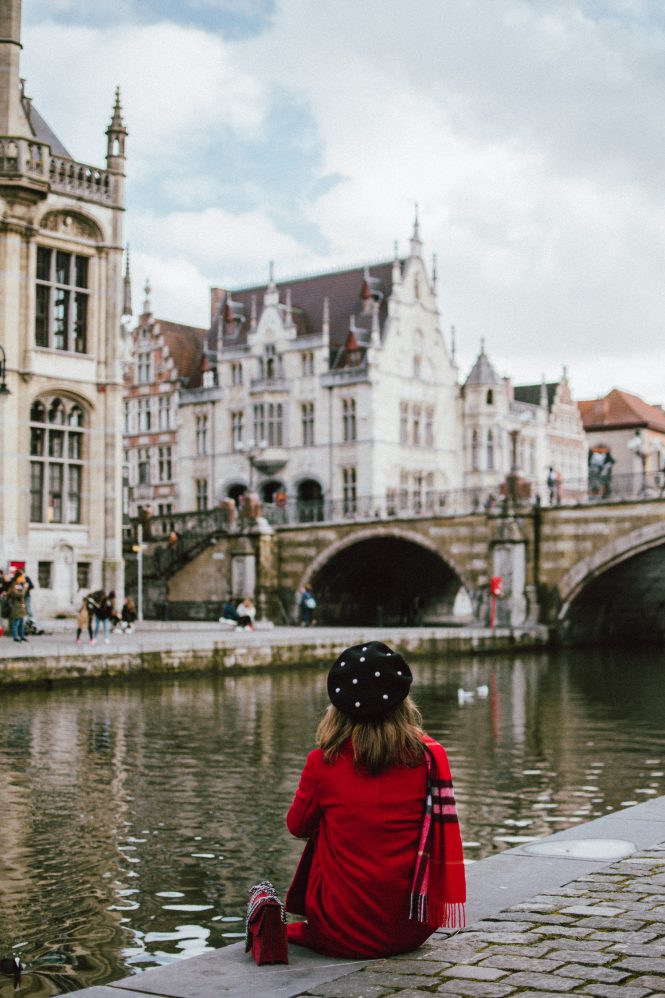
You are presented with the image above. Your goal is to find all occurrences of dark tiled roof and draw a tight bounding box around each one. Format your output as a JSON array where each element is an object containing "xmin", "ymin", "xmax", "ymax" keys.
[
  {"xmin": 578, "ymin": 388, "xmax": 665, "ymax": 433},
  {"xmin": 464, "ymin": 351, "xmax": 503, "ymax": 386},
  {"xmin": 154, "ymin": 319, "xmax": 207, "ymax": 388},
  {"xmin": 207, "ymin": 260, "xmax": 395, "ymax": 354},
  {"xmin": 22, "ymin": 99, "xmax": 72, "ymax": 158},
  {"xmin": 514, "ymin": 383, "xmax": 558, "ymax": 411}
]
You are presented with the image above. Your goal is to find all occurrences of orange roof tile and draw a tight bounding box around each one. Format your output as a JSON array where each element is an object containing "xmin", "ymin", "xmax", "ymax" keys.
[{"xmin": 578, "ymin": 388, "xmax": 665, "ymax": 433}]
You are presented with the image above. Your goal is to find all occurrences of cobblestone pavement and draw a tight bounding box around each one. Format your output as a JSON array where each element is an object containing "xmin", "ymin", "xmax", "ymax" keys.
[{"xmin": 298, "ymin": 842, "xmax": 665, "ymax": 997}]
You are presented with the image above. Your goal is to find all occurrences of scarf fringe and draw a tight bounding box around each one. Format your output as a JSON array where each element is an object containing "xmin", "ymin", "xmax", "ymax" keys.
[{"xmin": 410, "ymin": 893, "xmax": 466, "ymax": 929}]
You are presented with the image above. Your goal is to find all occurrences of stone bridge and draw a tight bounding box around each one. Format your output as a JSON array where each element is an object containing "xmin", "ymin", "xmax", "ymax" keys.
[{"xmin": 151, "ymin": 498, "xmax": 665, "ymax": 642}]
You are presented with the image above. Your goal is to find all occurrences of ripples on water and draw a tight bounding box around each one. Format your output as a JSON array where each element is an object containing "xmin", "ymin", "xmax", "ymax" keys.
[{"xmin": 0, "ymin": 647, "xmax": 664, "ymax": 995}]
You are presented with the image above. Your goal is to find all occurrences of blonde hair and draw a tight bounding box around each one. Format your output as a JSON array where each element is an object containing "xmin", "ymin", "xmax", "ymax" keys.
[{"xmin": 316, "ymin": 695, "xmax": 425, "ymax": 774}]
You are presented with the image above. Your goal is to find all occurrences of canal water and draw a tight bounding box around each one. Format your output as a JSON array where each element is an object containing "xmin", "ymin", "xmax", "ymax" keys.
[{"xmin": 1, "ymin": 646, "xmax": 664, "ymax": 996}]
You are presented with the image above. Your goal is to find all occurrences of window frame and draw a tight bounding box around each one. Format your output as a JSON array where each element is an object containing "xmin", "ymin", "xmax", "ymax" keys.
[
  {"xmin": 30, "ymin": 395, "xmax": 86, "ymax": 524},
  {"xmin": 35, "ymin": 246, "xmax": 90, "ymax": 353}
]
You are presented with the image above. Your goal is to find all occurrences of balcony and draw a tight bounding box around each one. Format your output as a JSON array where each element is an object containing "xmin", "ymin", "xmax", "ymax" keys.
[
  {"xmin": 320, "ymin": 366, "xmax": 370, "ymax": 387},
  {"xmin": 249, "ymin": 376, "xmax": 289, "ymax": 394},
  {"xmin": 0, "ymin": 136, "xmax": 116, "ymax": 205}
]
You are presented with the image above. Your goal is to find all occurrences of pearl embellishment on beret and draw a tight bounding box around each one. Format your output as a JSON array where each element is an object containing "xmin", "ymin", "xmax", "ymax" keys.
[
  {"xmin": 352, "ymin": 678, "xmax": 358, "ymax": 684},
  {"xmin": 375, "ymin": 671, "xmax": 380, "ymax": 677},
  {"xmin": 355, "ymin": 701, "xmax": 360, "ymax": 708},
  {"xmin": 335, "ymin": 687, "xmax": 340, "ymax": 693},
  {"xmin": 360, "ymin": 656, "xmax": 365, "ymax": 662},
  {"xmin": 383, "ymin": 694, "xmax": 389, "ymax": 700}
]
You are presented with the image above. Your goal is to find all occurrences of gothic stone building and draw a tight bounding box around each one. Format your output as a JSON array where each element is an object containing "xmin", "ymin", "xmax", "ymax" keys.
[
  {"xmin": 177, "ymin": 220, "xmax": 463, "ymax": 519},
  {"xmin": 0, "ymin": 0, "xmax": 126, "ymax": 612}
]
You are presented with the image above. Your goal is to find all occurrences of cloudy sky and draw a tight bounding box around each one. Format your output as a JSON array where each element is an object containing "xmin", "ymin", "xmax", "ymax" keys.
[{"xmin": 21, "ymin": 0, "xmax": 665, "ymax": 402}]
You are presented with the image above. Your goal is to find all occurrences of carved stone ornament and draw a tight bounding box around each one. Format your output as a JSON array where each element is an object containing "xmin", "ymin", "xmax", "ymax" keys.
[{"xmin": 40, "ymin": 211, "xmax": 102, "ymax": 242}]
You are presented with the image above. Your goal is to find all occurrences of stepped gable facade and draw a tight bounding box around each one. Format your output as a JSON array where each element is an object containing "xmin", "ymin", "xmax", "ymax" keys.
[
  {"xmin": 462, "ymin": 345, "xmax": 587, "ymax": 505},
  {"xmin": 0, "ymin": 0, "xmax": 126, "ymax": 612},
  {"xmin": 122, "ymin": 281, "xmax": 207, "ymax": 521},
  {"xmin": 514, "ymin": 372, "xmax": 587, "ymax": 491},
  {"xmin": 177, "ymin": 216, "xmax": 462, "ymax": 516},
  {"xmin": 578, "ymin": 388, "xmax": 665, "ymax": 478}
]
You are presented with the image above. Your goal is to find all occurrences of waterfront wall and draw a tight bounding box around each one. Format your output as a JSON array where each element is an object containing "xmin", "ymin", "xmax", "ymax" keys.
[{"xmin": 0, "ymin": 626, "xmax": 549, "ymax": 689}]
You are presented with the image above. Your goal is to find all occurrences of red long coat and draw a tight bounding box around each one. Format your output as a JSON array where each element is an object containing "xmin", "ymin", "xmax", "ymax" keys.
[{"xmin": 285, "ymin": 736, "xmax": 443, "ymax": 959}]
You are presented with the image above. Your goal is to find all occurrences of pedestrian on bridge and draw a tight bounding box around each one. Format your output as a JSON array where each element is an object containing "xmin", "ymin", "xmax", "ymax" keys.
[{"xmin": 285, "ymin": 640, "xmax": 466, "ymax": 959}]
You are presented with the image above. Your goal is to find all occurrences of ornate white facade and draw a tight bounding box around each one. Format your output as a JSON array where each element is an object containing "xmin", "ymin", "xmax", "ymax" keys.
[
  {"xmin": 0, "ymin": 0, "xmax": 126, "ymax": 612},
  {"xmin": 176, "ymin": 219, "xmax": 464, "ymax": 520}
]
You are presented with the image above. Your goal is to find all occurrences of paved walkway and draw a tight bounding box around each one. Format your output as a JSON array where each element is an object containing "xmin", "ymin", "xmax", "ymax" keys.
[{"xmin": 65, "ymin": 798, "xmax": 665, "ymax": 998}]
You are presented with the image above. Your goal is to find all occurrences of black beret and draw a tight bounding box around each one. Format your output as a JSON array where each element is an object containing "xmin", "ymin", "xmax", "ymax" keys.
[{"xmin": 327, "ymin": 641, "xmax": 412, "ymax": 719}]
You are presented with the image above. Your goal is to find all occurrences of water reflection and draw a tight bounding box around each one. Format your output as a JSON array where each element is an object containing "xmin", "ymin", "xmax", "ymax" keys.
[{"xmin": 0, "ymin": 647, "xmax": 664, "ymax": 996}]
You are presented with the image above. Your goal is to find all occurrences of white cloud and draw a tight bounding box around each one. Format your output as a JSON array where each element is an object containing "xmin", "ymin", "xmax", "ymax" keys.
[
  {"xmin": 128, "ymin": 206, "xmax": 312, "ymax": 322},
  {"xmin": 20, "ymin": 0, "xmax": 665, "ymax": 399},
  {"xmin": 22, "ymin": 19, "xmax": 267, "ymax": 179}
]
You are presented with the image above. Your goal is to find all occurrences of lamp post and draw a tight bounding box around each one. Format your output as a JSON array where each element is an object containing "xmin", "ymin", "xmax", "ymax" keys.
[
  {"xmin": 0, "ymin": 345, "xmax": 10, "ymax": 395},
  {"xmin": 627, "ymin": 429, "xmax": 651, "ymax": 497}
]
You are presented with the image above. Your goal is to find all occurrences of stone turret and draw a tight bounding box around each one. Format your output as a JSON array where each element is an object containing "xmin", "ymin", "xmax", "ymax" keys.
[
  {"xmin": 0, "ymin": 0, "xmax": 23, "ymax": 136},
  {"xmin": 106, "ymin": 87, "xmax": 127, "ymax": 206}
]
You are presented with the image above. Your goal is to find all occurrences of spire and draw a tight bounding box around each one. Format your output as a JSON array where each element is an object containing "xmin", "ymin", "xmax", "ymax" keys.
[
  {"xmin": 409, "ymin": 202, "xmax": 423, "ymax": 257},
  {"xmin": 106, "ymin": 86, "xmax": 128, "ymax": 165},
  {"xmin": 142, "ymin": 278, "xmax": 152, "ymax": 316},
  {"xmin": 371, "ymin": 298, "xmax": 381, "ymax": 346},
  {"xmin": 250, "ymin": 293, "xmax": 257, "ymax": 331},
  {"xmin": 122, "ymin": 245, "xmax": 133, "ymax": 316},
  {"xmin": 322, "ymin": 296, "xmax": 330, "ymax": 343},
  {"xmin": 264, "ymin": 260, "xmax": 279, "ymax": 306},
  {"xmin": 285, "ymin": 287, "xmax": 293, "ymax": 325},
  {"xmin": 480, "ymin": 337, "xmax": 485, "ymax": 354},
  {"xmin": 392, "ymin": 240, "xmax": 402, "ymax": 287},
  {"xmin": 540, "ymin": 373, "xmax": 548, "ymax": 408},
  {"xmin": 432, "ymin": 253, "xmax": 438, "ymax": 293}
]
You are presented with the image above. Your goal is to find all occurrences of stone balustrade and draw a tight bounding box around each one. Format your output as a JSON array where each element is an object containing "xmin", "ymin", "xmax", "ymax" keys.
[{"xmin": 0, "ymin": 135, "xmax": 116, "ymax": 205}]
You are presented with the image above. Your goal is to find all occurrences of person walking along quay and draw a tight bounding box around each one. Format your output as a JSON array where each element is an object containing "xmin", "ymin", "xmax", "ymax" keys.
[{"xmin": 285, "ymin": 640, "xmax": 466, "ymax": 958}]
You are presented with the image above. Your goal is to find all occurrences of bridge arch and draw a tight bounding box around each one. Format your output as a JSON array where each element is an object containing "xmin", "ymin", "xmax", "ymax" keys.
[
  {"xmin": 301, "ymin": 526, "xmax": 474, "ymax": 626},
  {"xmin": 558, "ymin": 520, "xmax": 665, "ymax": 643},
  {"xmin": 558, "ymin": 520, "xmax": 665, "ymax": 617}
]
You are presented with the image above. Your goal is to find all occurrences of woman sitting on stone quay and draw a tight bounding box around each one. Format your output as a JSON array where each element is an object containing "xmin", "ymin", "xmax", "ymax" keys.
[{"xmin": 285, "ymin": 641, "xmax": 466, "ymax": 958}]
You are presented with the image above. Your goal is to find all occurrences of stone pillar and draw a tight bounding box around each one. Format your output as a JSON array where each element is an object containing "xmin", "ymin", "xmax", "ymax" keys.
[
  {"xmin": 490, "ymin": 516, "xmax": 528, "ymax": 627},
  {"xmin": 230, "ymin": 535, "xmax": 256, "ymax": 598}
]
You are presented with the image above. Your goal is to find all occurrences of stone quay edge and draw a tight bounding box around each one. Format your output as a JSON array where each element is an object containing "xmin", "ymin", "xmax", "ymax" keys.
[
  {"xmin": 0, "ymin": 622, "xmax": 550, "ymax": 689},
  {"xmin": 61, "ymin": 795, "xmax": 665, "ymax": 997}
]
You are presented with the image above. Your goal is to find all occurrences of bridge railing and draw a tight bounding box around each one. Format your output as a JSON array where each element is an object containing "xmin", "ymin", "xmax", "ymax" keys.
[{"xmin": 132, "ymin": 470, "xmax": 665, "ymax": 548}]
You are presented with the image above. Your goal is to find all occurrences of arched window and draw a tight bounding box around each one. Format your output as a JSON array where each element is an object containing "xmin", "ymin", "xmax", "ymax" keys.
[
  {"xmin": 486, "ymin": 389, "xmax": 493, "ymax": 405},
  {"xmin": 30, "ymin": 395, "xmax": 86, "ymax": 523},
  {"xmin": 487, "ymin": 429, "xmax": 494, "ymax": 470},
  {"xmin": 471, "ymin": 429, "xmax": 479, "ymax": 471}
]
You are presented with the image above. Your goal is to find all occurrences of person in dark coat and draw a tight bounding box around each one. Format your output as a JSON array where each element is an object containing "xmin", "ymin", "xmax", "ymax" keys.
[
  {"xmin": 7, "ymin": 573, "xmax": 29, "ymax": 642},
  {"xmin": 92, "ymin": 590, "xmax": 116, "ymax": 644},
  {"xmin": 285, "ymin": 641, "xmax": 466, "ymax": 959}
]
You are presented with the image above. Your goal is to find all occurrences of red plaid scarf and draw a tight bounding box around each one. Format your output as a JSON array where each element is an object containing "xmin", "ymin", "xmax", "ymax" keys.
[{"xmin": 409, "ymin": 737, "xmax": 466, "ymax": 929}]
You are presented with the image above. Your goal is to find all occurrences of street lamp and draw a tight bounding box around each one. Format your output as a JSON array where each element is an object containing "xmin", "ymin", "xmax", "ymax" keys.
[
  {"xmin": 0, "ymin": 345, "xmax": 10, "ymax": 395},
  {"xmin": 627, "ymin": 429, "xmax": 651, "ymax": 497}
]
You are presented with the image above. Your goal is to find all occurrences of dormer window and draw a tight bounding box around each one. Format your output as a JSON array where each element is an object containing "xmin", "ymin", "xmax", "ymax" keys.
[{"xmin": 486, "ymin": 389, "xmax": 494, "ymax": 405}]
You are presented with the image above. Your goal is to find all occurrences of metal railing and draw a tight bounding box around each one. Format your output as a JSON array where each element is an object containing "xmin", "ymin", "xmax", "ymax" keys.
[{"xmin": 129, "ymin": 471, "xmax": 665, "ymax": 548}]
